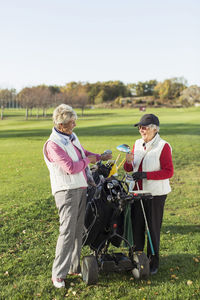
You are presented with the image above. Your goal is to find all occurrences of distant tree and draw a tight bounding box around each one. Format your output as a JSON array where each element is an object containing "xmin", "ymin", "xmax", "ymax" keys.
[
  {"xmin": 94, "ymin": 90, "xmax": 105, "ymax": 104},
  {"xmin": 37, "ymin": 85, "xmax": 53, "ymax": 117},
  {"xmin": 0, "ymin": 89, "xmax": 16, "ymax": 120},
  {"xmin": 135, "ymin": 80, "xmax": 158, "ymax": 96},
  {"xmin": 32, "ymin": 87, "xmax": 42, "ymax": 118},
  {"xmin": 61, "ymin": 82, "xmax": 82, "ymax": 106},
  {"xmin": 84, "ymin": 81, "xmax": 130, "ymax": 104},
  {"xmin": 61, "ymin": 81, "xmax": 81, "ymax": 96},
  {"xmin": 17, "ymin": 88, "xmax": 35, "ymax": 119},
  {"xmin": 127, "ymin": 83, "xmax": 137, "ymax": 96},
  {"xmin": 101, "ymin": 81, "xmax": 130, "ymax": 101},
  {"xmin": 144, "ymin": 80, "xmax": 158, "ymax": 96},
  {"xmin": 64, "ymin": 81, "xmax": 79, "ymax": 91},
  {"xmin": 17, "ymin": 85, "xmax": 54, "ymax": 119},
  {"xmin": 135, "ymin": 81, "xmax": 144, "ymax": 97},
  {"xmin": 154, "ymin": 77, "xmax": 187, "ymax": 101},
  {"xmin": 179, "ymin": 85, "xmax": 200, "ymax": 106},
  {"xmin": 154, "ymin": 80, "xmax": 171, "ymax": 100},
  {"xmin": 73, "ymin": 87, "xmax": 88, "ymax": 116},
  {"xmin": 59, "ymin": 89, "xmax": 74, "ymax": 107},
  {"xmin": 86, "ymin": 82, "xmax": 102, "ymax": 104},
  {"xmin": 49, "ymin": 85, "xmax": 61, "ymax": 107}
]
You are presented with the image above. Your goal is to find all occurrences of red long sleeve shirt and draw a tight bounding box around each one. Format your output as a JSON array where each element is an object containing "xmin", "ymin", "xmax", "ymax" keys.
[{"xmin": 124, "ymin": 143, "xmax": 174, "ymax": 189}]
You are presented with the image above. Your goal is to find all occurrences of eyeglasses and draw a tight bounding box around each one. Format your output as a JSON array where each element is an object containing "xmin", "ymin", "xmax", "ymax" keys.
[
  {"xmin": 138, "ymin": 125, "xmax": 149, "ymax": 131},
  {"xmin": 61, "ymin": 120, "xmax": 76, "ymax": 127}
]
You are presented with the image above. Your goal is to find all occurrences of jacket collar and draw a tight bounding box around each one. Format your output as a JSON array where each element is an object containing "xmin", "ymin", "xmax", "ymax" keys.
[
  {"xmin": 143, "ymin": 133, "xmax": 160, "ymax": 151},
  {"xmin": 54, "ymin": 127, "xmax": 75, "ymax": 140},
  {"xmin": 51, "ymin": 128, "xmax": 75, "ymax": 146}
]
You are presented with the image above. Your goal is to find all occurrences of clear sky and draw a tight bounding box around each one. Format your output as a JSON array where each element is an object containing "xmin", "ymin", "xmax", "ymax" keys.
[{"xmin": 0, "ymin": 0, "xmax": 199, "ymax": 91}]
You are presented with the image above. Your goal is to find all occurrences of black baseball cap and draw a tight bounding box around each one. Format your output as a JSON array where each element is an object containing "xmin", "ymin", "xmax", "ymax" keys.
[{"xmin": 134, "ymin": 114, "xmax": 160, "ymax": 127}]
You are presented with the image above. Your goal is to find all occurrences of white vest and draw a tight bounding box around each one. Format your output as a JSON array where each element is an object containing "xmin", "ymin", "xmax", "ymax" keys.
[
  {"xmin": 43, "ymin": 128, "xmax": 88, "ymax": 195},
  {"xmin": 133, "ymin": 134, "xmax": 172, "ymax": 196}
]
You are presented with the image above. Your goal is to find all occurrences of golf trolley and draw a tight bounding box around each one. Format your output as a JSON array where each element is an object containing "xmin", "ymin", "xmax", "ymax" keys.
[{"xmin": 81, "ymin": 159, "xmax": 153, "ymax": 285}]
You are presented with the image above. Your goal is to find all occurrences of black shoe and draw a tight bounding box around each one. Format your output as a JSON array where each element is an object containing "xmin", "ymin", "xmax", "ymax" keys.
[{"xmin": 150, "ymin": 267, "xmax": 158, "ymax": 275}]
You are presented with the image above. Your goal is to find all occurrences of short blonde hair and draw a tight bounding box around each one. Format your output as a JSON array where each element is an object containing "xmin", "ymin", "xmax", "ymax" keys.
[{"xmin": 53, "ymin": 104, "xmax": 77, "ymax": 127}]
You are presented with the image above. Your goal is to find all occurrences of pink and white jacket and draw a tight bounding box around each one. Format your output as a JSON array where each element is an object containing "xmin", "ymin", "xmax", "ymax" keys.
[{"xmin": 43, "ymin": 128, "xmax": 100, "ymax": 195}]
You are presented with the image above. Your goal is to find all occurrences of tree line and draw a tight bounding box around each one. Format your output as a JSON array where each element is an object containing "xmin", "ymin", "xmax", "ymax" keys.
[{"xmin": 0, "ymin": 77, "xmax": 200, "ymax": 119}]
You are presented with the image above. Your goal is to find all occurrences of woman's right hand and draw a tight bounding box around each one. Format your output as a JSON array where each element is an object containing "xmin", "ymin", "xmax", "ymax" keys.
[{"xmin": 126, "ymin": 153, "xmax": 133, "ymax": 164}]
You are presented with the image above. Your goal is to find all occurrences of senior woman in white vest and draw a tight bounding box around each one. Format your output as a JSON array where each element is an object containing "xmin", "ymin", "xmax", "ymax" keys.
[
  {"xmin": 43, "ymin": 104, "xmax": 112, "ymax": 288},
  {"xmin": 124, "ymin": 114, "xmax": 173, "ymax": 275}
]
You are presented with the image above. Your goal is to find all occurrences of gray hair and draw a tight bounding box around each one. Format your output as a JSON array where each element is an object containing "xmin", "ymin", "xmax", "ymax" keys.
[
  {"xmin": 53, "ymin": 104, "xmax": 77, "ymax": 127},
  {"xmin": 148, "ymin": 124, "xmax": 160, "ymax": 132}
]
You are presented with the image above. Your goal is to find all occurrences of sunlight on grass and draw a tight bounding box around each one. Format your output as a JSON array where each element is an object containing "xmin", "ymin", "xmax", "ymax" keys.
[{"xmin": 0, "ymin": 107, "xmax": 200, "ymax": 299}]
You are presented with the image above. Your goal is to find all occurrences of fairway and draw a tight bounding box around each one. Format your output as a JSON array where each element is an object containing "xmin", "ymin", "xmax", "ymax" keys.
[{"xmin": 0, "ymin": 107, "xmax": 200, "ymax": 299}]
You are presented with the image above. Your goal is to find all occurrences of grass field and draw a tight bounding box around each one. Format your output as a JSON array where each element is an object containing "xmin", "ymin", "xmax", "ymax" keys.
[{"xmin": 0, "ymin": 107, "xmax": 200, "ymax": 300}]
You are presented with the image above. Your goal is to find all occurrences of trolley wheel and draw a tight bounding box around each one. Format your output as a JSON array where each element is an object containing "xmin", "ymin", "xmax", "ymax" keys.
[
  {"xmin": 81, "ymin": 255, "xmax": 99, "ymax": 285},
  {"xmin": 132, "ymin": 251, "xmax": 150, "ymax": 279}
]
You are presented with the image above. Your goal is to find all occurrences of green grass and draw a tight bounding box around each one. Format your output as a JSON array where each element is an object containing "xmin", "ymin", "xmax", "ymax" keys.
[{"xmin": 0, "ymin": 107, "xmax": 200, "ymax": 300}]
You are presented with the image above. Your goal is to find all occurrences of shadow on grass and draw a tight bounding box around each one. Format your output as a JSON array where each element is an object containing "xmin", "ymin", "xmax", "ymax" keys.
[
  {"xmin": 95, "ymin": 252, "xmax": 199, "ymax": 287},
  {"xmin": 0, "ymin": 123, "xmax": 200, "ymax": 139},
  {"xmin": 162, "ymin": 224, "xmax": 200, "ymax": 235},
  {"xmin": 2, "ymin": 112, "xmax": 114, "ymax": 119}
]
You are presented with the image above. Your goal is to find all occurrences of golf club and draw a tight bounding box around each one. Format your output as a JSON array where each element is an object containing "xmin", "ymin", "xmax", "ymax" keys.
[
  {"xmin": 116, "ymin": 144, "xmax": 130, "ymax": 153},
  {"xmin": 136, "ymin": 182, "xmax": 155, "ymax": 256},
  {"xmin": 102, "ymin": 149, "xmax": 112, "ymax": 155}
]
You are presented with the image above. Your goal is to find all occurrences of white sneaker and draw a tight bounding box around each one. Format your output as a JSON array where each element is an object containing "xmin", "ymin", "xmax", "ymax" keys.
[{"xmin": 52, "ymin": 278, "xmax": 65, "ymax": 288}]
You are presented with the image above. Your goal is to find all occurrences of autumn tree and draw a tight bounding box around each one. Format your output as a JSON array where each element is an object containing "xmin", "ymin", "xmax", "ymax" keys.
[
  {"xmin": 179, "ymin": 85, "xmax": 200, "ymax": 106},
  {"xmin": 49, "ymin": 86, "xmax": 61, "ymax": 107},
  {"xmin": 35, "ymin": 85, "xmax": 53, "ymax": 117},
  {"xmin": 135, "ymin": 80, "xmax": 158, "ymax": 96},
  {"xmin": 73, "ymin": 87, "xmax": 88, "ymax": 116},
  {"xmin": 94, "ymin": 90, "xmax": 105, "ymax": 104},
  {"xmin": 86, "ymin": 82, "xmax": 102, "ymax": 104},
  {"xmin": 61, "ymin": 83, "xmax": 88, "ymax": 115},
  {"xmin": 17, "ymin": 88, "xmax": 35, "ymax": 119},
  {"xmin": 154, "ymin": 77, "xmax": 187, "ymax": 102}
]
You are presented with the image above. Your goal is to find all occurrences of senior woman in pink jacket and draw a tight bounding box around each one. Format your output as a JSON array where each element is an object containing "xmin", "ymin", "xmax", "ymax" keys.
[{"xmin": 43, "ymin": 104, "xmax": 111, "ymax": 288}]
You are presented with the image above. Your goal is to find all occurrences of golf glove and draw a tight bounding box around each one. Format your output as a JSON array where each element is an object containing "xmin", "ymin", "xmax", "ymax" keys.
[{"xmin": 132, "ymin": 172, "xmax": 147, "ymax": 181}]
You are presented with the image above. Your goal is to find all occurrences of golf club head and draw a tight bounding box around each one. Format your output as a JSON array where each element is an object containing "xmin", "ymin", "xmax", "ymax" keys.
[
  {"xmin": 107, "ymin": 182, "xmax": 114, "ymax": 189},
  {"xmin": 103, "ymin": 149, "xmax": 112, "ymax": 155},
  {"xmin": 116, "ymin": 144, "xmax": 130, "ymax": 153}
]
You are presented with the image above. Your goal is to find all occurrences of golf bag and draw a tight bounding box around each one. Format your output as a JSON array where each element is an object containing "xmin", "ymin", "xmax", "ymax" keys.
[
  {"xmin": 83, "ymin": 161, "xmax": 128, "ymax": 251},
  {"xmin": 81, "ymin": 161, "xmax": 151, "ymax": 285}
]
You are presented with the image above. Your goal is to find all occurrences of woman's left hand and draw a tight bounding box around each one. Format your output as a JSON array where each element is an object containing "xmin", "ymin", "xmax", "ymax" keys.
[
  {"xmin": 88, "ymin": 155, "xmax": 97, "ymax": 164},
  {"xmin": 132, "ymin": 172, "xmax": 147, "ymax": 181},
  {"xmin": 101, "ymin": 153, "xmax": 112, "ymax": 161}
]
